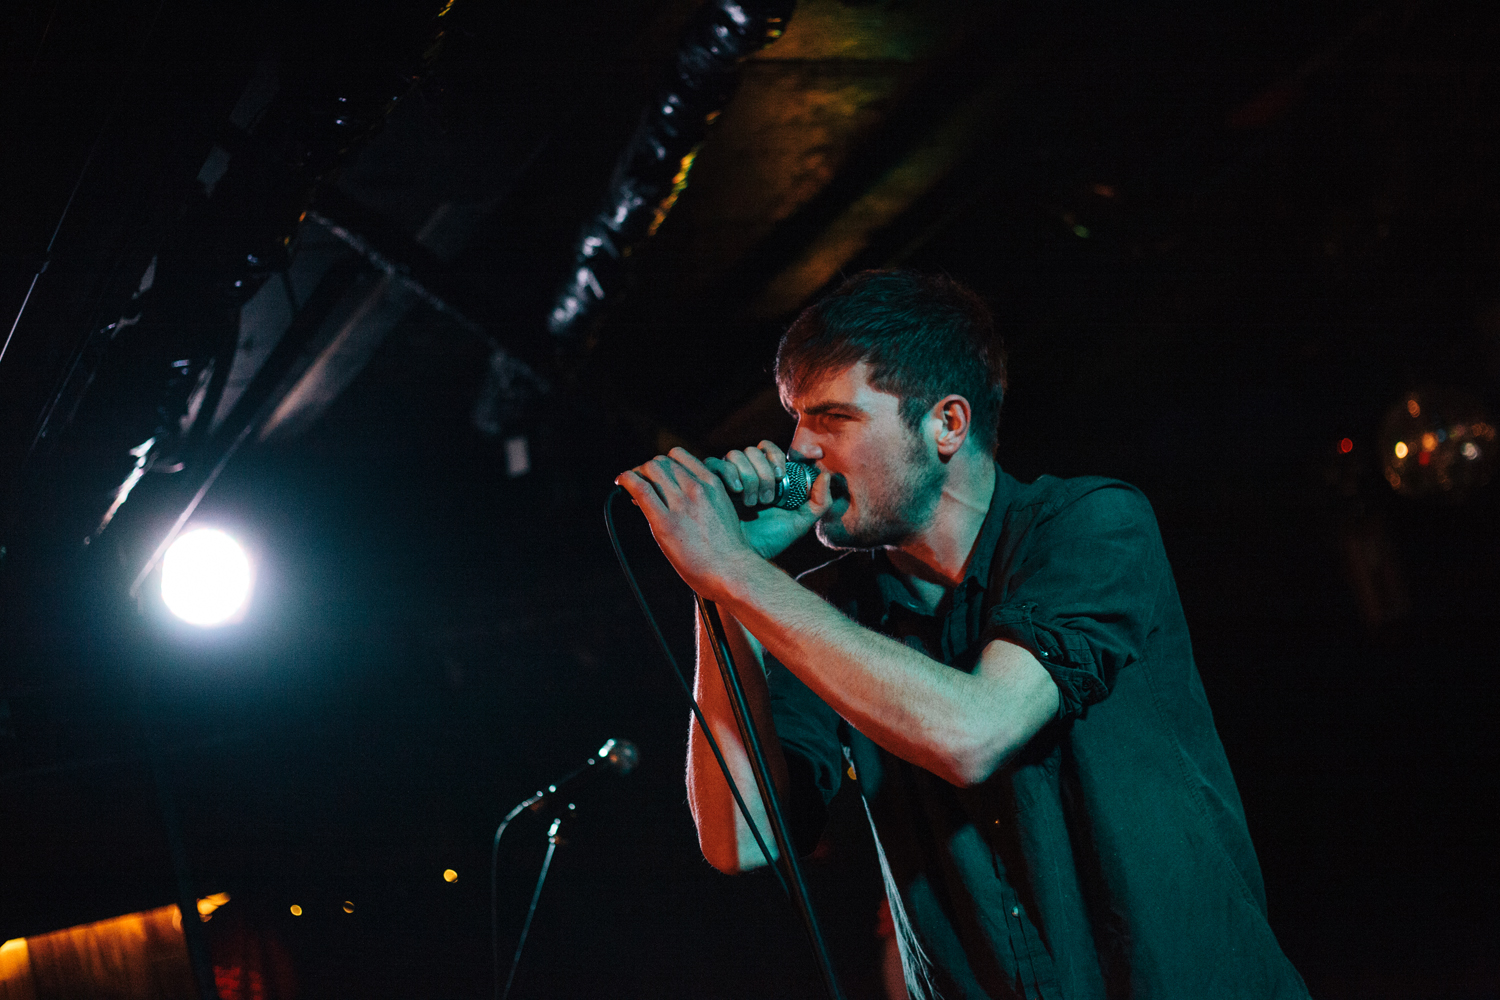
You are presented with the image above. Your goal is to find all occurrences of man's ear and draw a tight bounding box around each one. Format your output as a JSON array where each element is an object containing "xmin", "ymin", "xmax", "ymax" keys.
[{"xmin": 930, "ymin": 395, "xmax": 972, "ymax": 458}]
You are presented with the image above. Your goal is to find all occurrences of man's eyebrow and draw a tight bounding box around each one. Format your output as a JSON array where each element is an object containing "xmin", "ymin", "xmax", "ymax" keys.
[{"xmin": 799, "ymin": 400, "xmax": 865, "ymax": 416}]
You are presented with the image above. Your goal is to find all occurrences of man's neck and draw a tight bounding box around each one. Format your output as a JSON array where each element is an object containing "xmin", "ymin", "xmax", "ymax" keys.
[{"xmin": 885, "ymin": 454, "xmax": 997, "ymax": 612}]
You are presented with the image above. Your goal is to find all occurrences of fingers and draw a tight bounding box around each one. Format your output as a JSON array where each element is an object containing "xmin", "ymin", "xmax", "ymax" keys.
[
  {"xmin": 742, "ymin": 447, "xmax": 778, "ymax": 506},
  {"xmin": 714, "ymin": 444, "xmax": 788, "ymax": 507},
  {"xmin": 667, "ymin": 447, "xmax": 719, "ymax": 487},
  {"xmin": 668, "ymin": 447, "xmax": 736, "ymax": 507},
  {"xmin": 723, "ymin": 450, "xmax": 760, "ymax": 503},
  {"xmin": 624, "ymin": 444, "xmax": 789, "ymax": 511},
  {"xmin": 640, "ymin": 454, "xmax": 688, "ymax": 498},
  {"xmin": 614, "ymin": 469, "xmax": 668, "ymax": 518},
  {"xmin": 618, "ymin": 455, "xmax": 686, "ymax": 511},
  {"xmin": 703, "ymin": 456, "xmax": 741, "ymax": 492},
  {"xmin": 617, "ymin": 450, "xmax": 727, "ymax": 514},
  {"xmin": 757, "ymin": 440, "xmax": 787, "ymax": 474}
]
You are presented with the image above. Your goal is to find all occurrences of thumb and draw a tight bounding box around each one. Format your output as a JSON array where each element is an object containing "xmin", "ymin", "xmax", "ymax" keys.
[{"xmin": 807, "ymin": 467, "xmax": 834, "ymax": 516}]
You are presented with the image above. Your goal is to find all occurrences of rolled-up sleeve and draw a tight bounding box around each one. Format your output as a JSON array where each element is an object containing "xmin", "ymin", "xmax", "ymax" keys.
[{"xmin": 979, "ymin": 484, "xmax": 1163, "ymax": 722}]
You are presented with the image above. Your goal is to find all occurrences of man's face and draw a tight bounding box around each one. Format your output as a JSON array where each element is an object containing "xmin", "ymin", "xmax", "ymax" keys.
[{"xmin": 783, "ymin": 361, "xmax": 946, "ymax": 550}]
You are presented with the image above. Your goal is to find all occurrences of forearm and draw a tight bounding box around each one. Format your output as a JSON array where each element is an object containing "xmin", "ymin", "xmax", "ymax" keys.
[
  {"xmin": 686, "ymin": 604, "xmax": 789, "ymax": 873},
  {"xmin": 718, "ymin": 558, "xmax": 1055, "ymax": 786}
]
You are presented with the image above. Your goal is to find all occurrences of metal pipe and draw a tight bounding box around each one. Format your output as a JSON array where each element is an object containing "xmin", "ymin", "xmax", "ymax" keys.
[{"xmin": 547, "ymin": 0, "xmax": 795, "ymax": 341}]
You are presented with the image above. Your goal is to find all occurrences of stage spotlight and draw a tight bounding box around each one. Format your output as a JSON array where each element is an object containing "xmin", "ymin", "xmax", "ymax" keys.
[{"xmin": 161, "ymin": 528, "xmax": 252, "ymax": 626}]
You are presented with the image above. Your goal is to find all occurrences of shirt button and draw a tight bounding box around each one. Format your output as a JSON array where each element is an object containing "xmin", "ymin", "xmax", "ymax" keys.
[
  {"xmin": 1011, "ymin": 907, "xmax": 1020, "ymax": 917},
  {"xmin": 1040, "ymin": 650, "xmax": 1049, "ymax": 657}
]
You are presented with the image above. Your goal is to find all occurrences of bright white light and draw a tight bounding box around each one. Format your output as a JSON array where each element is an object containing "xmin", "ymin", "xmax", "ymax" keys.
[{"xmin": 161, "ymin": 528, "xmax": 252, "ymax": 626}]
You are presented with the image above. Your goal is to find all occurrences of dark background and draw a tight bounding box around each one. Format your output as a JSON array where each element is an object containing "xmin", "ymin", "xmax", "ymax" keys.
[{"xmin": 1, "ymin": 0, "xmax": 1496, "ymax": 997}]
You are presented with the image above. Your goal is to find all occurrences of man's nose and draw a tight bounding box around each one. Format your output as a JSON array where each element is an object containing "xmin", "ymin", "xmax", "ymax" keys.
[{"xmin": 789, "ymin": 425, "xmax": 823, "ymax": 461}]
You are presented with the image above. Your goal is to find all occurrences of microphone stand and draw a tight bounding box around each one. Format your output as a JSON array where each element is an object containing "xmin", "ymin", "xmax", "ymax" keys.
[
  {"xmin": 697, "ymin": 595, "xmax": 846, "ymax": 1000},
  {"xmin": 493, "ymin": 740, "xmax": 634, "ymax": 1000},
  {"xmin": 499, "ymin": 806, "xmax": 573, "ymax": 1000},
  {"xmin": 602, "ymin": 483, "xmax": 841, "ymax": 999}
]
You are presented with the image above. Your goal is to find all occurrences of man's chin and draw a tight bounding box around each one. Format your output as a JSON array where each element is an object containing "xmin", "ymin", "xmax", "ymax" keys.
[
  {"xmin": 815, "ymin": 505, "xmax": 905, "ymax": 551},
  {"xmin": 814, "ymin": 501, "xmax": 859, "ymax": 550},
  {"xmin": 814, "ymin": 520, "xmax": 857, "ymax": 550}
]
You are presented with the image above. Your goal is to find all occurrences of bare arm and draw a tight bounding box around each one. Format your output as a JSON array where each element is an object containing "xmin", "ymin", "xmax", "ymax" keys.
[
  {"xmin": 717, "ymin": 558, "xmax": 1059, "ymax": 789},
  {"xmin": 687, "ymin": 562, "xmax": 1058, "ymax": 873},
  {"xmin": 617, "ymin": 445, "xmax": 1058, "ymax": 872},
  {"xmin": 685, "ymin": 606, "xmax": 789, "ymax": 874}
]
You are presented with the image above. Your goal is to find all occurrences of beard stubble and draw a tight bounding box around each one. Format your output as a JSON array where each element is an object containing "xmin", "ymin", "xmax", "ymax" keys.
[{"xmin": 815, "ymin": 429, "xmax": 946, "ymax": 551}]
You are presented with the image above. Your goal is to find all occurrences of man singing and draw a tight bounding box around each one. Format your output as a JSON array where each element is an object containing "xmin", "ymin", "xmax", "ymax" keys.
[{"xmin": 616, "ymin": 270, "xmax": 1309, "ymax": 999}]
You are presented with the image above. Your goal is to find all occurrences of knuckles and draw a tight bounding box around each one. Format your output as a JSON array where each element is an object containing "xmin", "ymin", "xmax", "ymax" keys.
[{"xmin": 637, "ymin": 444, "xmax": 793, "ymax": 509}]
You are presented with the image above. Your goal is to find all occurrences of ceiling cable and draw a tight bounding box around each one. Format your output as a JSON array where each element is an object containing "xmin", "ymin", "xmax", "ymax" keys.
[{"xmin": 1, "ymin": 0, "xmax": 168, "ymax": 375}]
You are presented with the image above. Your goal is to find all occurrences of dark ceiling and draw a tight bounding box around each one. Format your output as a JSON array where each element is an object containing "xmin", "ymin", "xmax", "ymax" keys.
[{"xmin": 1, "ymin": 0, "xmax": 1497, "ymax": 998}]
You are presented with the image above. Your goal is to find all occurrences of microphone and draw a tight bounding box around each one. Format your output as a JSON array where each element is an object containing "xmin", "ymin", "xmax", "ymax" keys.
[
  {"xmin": 521, "ymin": 738, "xmax": 639, "ymax": 813},
  {"xmin": 772, "ymin": 460, "xmax": 820, "ymax": 510}
]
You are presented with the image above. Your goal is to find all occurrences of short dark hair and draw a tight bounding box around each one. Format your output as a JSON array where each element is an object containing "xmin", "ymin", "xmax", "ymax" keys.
[{"xmin": 775, "ymin": 270, "xmax": 1007, "ymax": 454}]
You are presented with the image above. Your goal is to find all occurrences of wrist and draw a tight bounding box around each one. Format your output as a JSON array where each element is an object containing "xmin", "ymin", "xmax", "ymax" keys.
[
  {"xmin": 708, "ymin": 549, "xmax": 780, "ymax": 607},
  {"xmin": 751, "ymin": 537, "xmax": 792, "ymax": 561}
]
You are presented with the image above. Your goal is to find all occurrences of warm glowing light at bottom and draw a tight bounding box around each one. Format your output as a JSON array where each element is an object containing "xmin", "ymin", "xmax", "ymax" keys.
[
  {"xmin": 196, "ymin": 892, "xmax": 230, "ymax": 921},
  {"xmin": 342, "ymin": 901, "xmax": 354, "ymax": 914},
  {"xmin": 0, "ymin": 938, "xmax": 27, "ymax": 974},
  {"xmin": 443, "ymin": 869, "xmax": 458, "ymax": 883},
  {"xmin": 289, "ymin": 905, "xmax": 302, "ymax": 917},
  {"xmin": 1, "ymin": 909, "xmax": 189, "ymax": 990},
  {"xmin": 1394, "ymin": 441, "xmax": 1409, "ymax": 459}
]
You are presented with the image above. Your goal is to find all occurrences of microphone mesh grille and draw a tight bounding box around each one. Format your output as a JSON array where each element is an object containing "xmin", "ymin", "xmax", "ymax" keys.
[{"xmin": 774, "ymin": 463, "xmax": 812, "ymax": 510}]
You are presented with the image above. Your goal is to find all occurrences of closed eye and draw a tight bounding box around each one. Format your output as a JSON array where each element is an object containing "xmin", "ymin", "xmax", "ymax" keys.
[
  {"xmin": 798, "ymin": 411, "xmax": 853, "ymax": 432},
  {"xmin": 800, "ymin": 406, "xmax": 858, "ymax": 421}
]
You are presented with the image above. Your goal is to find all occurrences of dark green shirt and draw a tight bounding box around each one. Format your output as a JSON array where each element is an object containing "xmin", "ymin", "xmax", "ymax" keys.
[{"xmin": 765, "ymin": 468, "xmax": 1310, "ymax": 1000}]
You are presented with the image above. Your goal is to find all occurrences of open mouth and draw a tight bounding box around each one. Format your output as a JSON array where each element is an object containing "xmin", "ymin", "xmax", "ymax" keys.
[
  {"xmin": 817, "ymin": 473, "xmax": 852, "ymax": 522},
  {"xmin": 825, "ymin": 470, "xmax": 850, "ymax": 501}
]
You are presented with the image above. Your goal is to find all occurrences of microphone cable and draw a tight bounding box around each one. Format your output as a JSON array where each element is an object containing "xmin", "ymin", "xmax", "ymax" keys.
[
  {"xmin": 604, "ymin": 486, "xmax": 847, "ymax": 1000},
  {"xmin": 489, "ymin": 490, "xmax": 793, "ymax": 1000},
  {"xmin": 603, "ymin": 487, "xmax": 786, "ymax": 892}
]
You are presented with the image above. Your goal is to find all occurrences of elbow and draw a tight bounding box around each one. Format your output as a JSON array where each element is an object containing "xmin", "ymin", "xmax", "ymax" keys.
[
  {"xmin": 936, "ymin": 670, "xmax": 1060, "ymax": 787},
  {"xmin": 938, "ymin": 732, "xmax": 1015, "ymax": 788},
  {"xmin": 689, "ymin": 789, "xmax": 767, "ymax": 874},
  {"xmin": 698, "ymin": 832, "xmax": 776, "ymax": 875},
  {"xmin": 942, "ymin": 753, "xmax": 1000, "ymax": 789},
  {"xmin": 691, "ymin": 804, "xmax": 743, "ymax": 873},
  {"xmin": 698, "ymin": 836, "xmax": 745, "ymax": 875}
]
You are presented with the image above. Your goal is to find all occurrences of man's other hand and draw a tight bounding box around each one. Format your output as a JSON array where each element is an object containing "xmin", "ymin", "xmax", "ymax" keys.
[
  {"xmin": 614, "ymin": 444, "xmax": 832, "ymax": 600},
  {"xmin": 614, "ymin": 447, "xmax": 764, "ymax": 601},
  {"xmin": 703, "ymin": 441, "xmax": 831, "ymax": 561}
]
